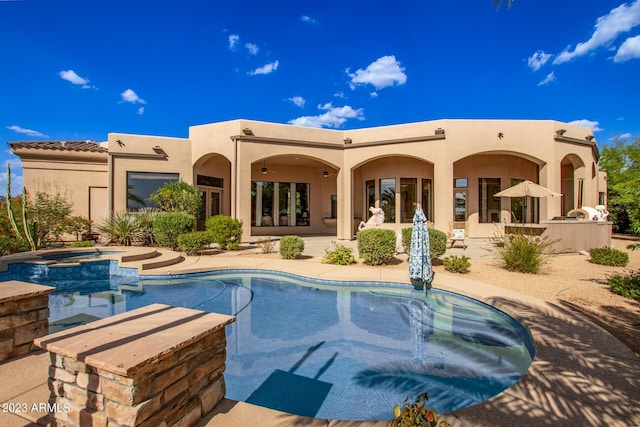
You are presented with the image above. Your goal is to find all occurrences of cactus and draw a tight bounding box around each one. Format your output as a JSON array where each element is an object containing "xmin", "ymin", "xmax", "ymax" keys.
[
  {"xmin": 5, "ymin": 163, "xmax": 36, "ymax": 251},
  {"xmin": 5, "ymin": 164, "xmax": 23, "ymax": 241}
]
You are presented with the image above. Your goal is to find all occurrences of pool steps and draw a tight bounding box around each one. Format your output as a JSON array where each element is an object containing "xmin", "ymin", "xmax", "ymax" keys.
[{"xmin": 0, "ymin": 246, "xmax": 184, "ymax": 274}]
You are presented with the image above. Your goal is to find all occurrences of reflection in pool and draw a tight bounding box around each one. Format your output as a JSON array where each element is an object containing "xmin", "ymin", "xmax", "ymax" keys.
[{"xmin": 31, "ymin": 269, "xmax": 535, "ymax": 420}]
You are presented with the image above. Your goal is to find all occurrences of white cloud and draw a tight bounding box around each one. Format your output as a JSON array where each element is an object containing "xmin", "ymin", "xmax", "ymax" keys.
[
  {"xmin": 537, "ymin": 71, "xmax": 556, "ymax": 86},
  {"xmin": 59, "ymin": 70, "xmax": 93, "ymax": 88},
  {"xmin": 137, "ymin": 107, "xmax": 145, "ymax": 115},
  {"xmin": 369, "ymin": 91, "xmax": 378, "ymax": 98},
  {"xmin": 248, "ymin": 60, "xmax": 279, "ymax": 75},
  {"xmin": 301, "ymin": 15, "xmax": 317, "ymax": 24},
  {"xmin": 619, "ymin": 132, "xmax": 632, "ymax": 139},
  {"xmin": 554, "ymin": 0, "xmax": 640, "ymax": 64},
  {"xmin": 348, "ymin": 55, "xmax": 407, "ymax": 90},
  {"xmin": 229, "ymin": 34, "xmax": 240, "ymax": 50},
  {"xmin": 614, "ymin": 34, "xmax": 640, "ymax": 62},
  {"xmin": 568, "ymin": 119, "xmax": 603, "ymax": 132},
  {"xmin": 333, "ymin": 91, "xmax": 345, "ymax": 99},
  {"xmin": 245, "ymin": 43, "xmax": 259, "ymax": 55},
  {"xmin": 6, "ymin": 125, "xmax": 48, "ymax": 138},
  {"xmin": 288, "ymin": 103, "xmax": 364, "ymax": 128},
  {"xmin": 527, "ymin": 50, "xmax": 552, "ymax": 71},
  {"xmin": 288, "ymin": 96, "xmax": 306, "ymax": 108},
  {"xmin": 120, "ymin": 89, "xmax": 146, "ymax": 104}
]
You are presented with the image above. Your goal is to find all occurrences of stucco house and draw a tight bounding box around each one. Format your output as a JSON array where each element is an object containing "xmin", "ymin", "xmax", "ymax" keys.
[{"xmin": 8, "ymin": 119, "xmax": 607, "ymax": 243}]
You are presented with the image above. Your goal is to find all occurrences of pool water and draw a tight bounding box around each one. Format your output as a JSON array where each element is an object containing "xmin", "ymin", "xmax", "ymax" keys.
[{"xmin": 13, "ymin": 268, "xmax": 535, "ymax": 420}]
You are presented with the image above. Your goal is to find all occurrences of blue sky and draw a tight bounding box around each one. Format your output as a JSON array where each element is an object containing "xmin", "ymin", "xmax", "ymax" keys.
[{"xmin": 1, "ymin": 0, "xmax": 640, "ymax": 194}]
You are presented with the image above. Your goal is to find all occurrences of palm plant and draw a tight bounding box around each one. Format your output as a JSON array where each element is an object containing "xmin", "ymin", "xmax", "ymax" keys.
[{"xmin": 97, "ymin": 212, "xmax": 142, "ymax": 246}]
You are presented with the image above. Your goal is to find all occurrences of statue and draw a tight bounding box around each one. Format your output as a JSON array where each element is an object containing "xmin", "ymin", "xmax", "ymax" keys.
[{"xmin": 358, "ymin": 206, "xmax": 385, "ymax": 230}]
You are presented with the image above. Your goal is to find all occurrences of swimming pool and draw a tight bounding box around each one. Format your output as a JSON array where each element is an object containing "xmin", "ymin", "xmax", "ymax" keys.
[{"xmin": 2, "ymin": 265, "xmax": 534, "ymax": 420}]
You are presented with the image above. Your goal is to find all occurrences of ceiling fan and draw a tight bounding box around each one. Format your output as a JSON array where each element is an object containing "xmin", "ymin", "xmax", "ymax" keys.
[
  {"xmin": 318, "ymin": 165, "xmax": 336, "ymax": 178},
  {"xmin": 255, "ymin": 160, "xmax": 276, "ymax": 175}
]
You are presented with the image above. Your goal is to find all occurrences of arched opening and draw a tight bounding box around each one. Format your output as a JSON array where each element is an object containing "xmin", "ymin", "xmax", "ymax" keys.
[
  {"xmin": 193, "ymin": 154, "xmax": 231, "ymax": 230},
  {"xmin": 560, "ymin": 154, "xmax": 585, "ymax": 215},
  {"xmin": 453, "ymin": 152, "xmax": 541, "ymax": 230},
  {"xmin": 250, "ymin": 155, "xmax": 339, "ymax": 235},
  {"xmin": 352, "ymin": 155, "xmax": 434, "ymax": 234}
]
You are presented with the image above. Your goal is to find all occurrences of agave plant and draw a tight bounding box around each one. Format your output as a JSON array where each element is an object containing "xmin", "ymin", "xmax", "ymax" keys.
[
  {"xmin": 134, "ymin": 207, "xmax": 161, "ymax": 246},
  {"xmin": 97, "ymin": 212, "xmax": 142, "ymax": 246}
]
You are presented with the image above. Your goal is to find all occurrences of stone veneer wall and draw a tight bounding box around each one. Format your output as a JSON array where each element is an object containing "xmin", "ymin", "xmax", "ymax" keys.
[
  {"xmin": 47, "ymin": 329, "xmax": 227, "ymax": 427},
  {"xmin": 0, "ymin": 281, "xmax": 54, "ymax": 362},
  {"xmin": 35, "ymin": 304, "xmax": 235, "ymax": 427}
]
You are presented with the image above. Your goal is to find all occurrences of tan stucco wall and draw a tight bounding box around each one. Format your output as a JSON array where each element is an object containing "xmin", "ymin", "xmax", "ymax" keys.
[
  {"xmin": 108, "ymin": 133, "xmax": 191, "ymax": 213},
  {"xmin": 12, "ymin": 118, "xmax": 606, "ymax": 244},
  {"xmin": 17, "ymin": 153, "xmax": 108, "ymax": 222}
]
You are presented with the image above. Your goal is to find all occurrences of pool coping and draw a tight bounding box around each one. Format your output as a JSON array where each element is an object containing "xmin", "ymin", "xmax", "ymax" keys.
[{"xmin": 1, "ymin": 251, "xmax": 640, "ymax": 426}]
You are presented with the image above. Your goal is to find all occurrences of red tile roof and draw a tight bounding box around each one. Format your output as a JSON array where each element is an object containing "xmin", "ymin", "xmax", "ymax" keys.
[{"xmin": 8, "ymin": 140, "xmax": 107, "ymax": 153}]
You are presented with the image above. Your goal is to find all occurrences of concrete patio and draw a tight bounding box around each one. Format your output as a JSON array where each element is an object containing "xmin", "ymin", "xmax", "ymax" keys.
[{"xmin": 1, "ymin": 236, "xmax": 639, "ymax": 426}]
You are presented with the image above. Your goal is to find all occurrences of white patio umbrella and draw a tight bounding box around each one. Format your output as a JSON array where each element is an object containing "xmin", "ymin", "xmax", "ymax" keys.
[
  {"xmin": 494, "ymin": 180, "xmax": 561, "ymax": 198},
  {"xmin": 494, "ymin": 180, "xmax": 561, "ymax": 223}
]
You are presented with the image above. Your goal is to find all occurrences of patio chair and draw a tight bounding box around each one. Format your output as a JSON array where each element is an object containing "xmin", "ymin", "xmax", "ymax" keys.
[{"xmin": 448, "ymin": 221, "xmax": 468, "ymax": 249}]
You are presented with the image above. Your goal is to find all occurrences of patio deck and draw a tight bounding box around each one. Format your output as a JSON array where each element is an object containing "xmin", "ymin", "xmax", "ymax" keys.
[{"xmin": 1, "ymin": 236, "xmax": 639, "ymax": 426}]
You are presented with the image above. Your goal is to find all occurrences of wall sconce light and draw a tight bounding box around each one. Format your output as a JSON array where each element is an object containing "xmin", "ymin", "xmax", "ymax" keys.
[
  {"xmin": 323, "ymin": 166, "xmax": 329, "ymax": 178},
  {"xmin": 498, "ymin": 132, "xmax": 504, "ymax": 139},
  {"xmin": 435, "ymin": 128, "xmax": 445, "ymax": 135},
  {"xmin": 242, "ymin": 128, "xmax": 253, "ymax": 136},
  {"xmin": 556, "ymin": 129, "xmax": 567, "ymax": 136},
  {"xmin": 585, "ymin": 135, "xmax": 595, "ymax": 141},
  {"xmin": 152, "ymin": 146, "xmax": 165, "ymax": 155},
  {"xmin": 343, "ymin": 137, "xmax": 352, "ymax": 144}
]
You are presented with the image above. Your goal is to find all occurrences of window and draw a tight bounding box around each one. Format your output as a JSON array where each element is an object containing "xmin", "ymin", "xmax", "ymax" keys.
[
  {"xmin": 454, "ymin": 178, "xmax": 468, "ymax": 188},
  {"xmin": 422, "ymin": 179, "xmax": 433, "ymax": 222},
  {"xmin": 599, "ymin": 192, "xmax": 606, "ymax": 205},
  {"xmin": 380, "ymin": 178, "xmax": 396, "ymax": 223},
  {"xmin": 400, "ymin": 178, "xmax": 417, "ymax": 223},
  {"xmin": 366, "ymin": 180, "xmax": 376, "ymax": 212},
  {"xmin": 197, "ymin": 175, "xmax": 223, "ymax": 188},
  {"xmin": 330, "ymin": 195, "xmax": 337, "ymax": 219},
  {"xmin": 126, "ymin": 172, "xmax": 179, "ymax": 211},
  {"xmin": 479, "ymin": 178, "xmax": 501, "ymax": 223},
  {"xmin": 454, "ymin": 191, "xmax": 467, "ymax": 221},
  {"xmin": 252, "ymin": 181, "xmax": 309, "ymax": 226},
  {"xmin": 510, "ymin": 178, "xmax": 525, "ymax": 223}
]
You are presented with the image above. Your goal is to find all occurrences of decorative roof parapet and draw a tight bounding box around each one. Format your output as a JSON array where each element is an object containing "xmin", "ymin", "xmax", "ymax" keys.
[{"xmin": 554, "ymin": 134, "xmax": 599, "ymax": 161}]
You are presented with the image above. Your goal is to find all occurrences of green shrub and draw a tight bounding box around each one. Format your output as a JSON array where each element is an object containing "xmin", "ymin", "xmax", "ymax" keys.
[
  {"xmin": 589, "ymin": 247, "xmax": 629, "ymax": 267},
  {"xmin": 0, "ymin": 236, "xmax": 31, "ymax": 256},
  {"xmin": 71, "ymin": 240, "xmax": 94, "ymax": 248},
  {"xmin": 401, "ymin": 227, "xmax": 448, "ymax": 260},
  {"xmin": 322, "ymin": 242, "xmax": 356, "ymax": 265},
  {"xmin": 178, "ymin": 231, "xmax": 213, "ymax": 255},
  {"xmin": 148, "ymin": 180, "xmax": 203, "ymax": 217},
  {"xmin": 496, "ymin": 233, "xmax": 552, "ymax": 274},
  {"xmin": 279, "ymin": 235, "xmax": 305, "ymax": 259},
  {"xmin": 153, "ymin": 213, "xmax": 195, "ymax": 250},
  {"xmin": 607, "ymin": 270, "xmax": 640, "ymax": 300},
  {"xmin": 206, "ymin": 215, "xmax": 243, "ymax": 250},
  {"xmin": 98, "ymin": 212, "xmax": 142, "ymax": 246},
  {"xmin": 357, "ymin": 228, "xmax": 396, "ymax": 266},
  {"xmin": 443, "ymin": 255, "xmax": 471, "ymax": 273}
]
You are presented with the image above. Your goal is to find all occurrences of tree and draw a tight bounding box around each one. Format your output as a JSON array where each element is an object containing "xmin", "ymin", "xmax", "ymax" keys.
[
  {"xmin": 148, "ymin": 180, "xmax": 202, "ymax": 217},
  {"xmin": 493, "ymin": 0, "xmax": 515, "ymax": 9},
  {"xmin": 599, "ymin": 136, "xmax": 640, "ymax": 234}
]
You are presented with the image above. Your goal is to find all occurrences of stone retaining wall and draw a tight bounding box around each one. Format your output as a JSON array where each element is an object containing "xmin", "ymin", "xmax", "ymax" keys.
[
  {"xmin": 35, "ymin": 304, "xmax": 235, "ymax": 427},
  {"xmin": 0, "ymin": 281, "xmax": 54, "ymax": 362}
]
